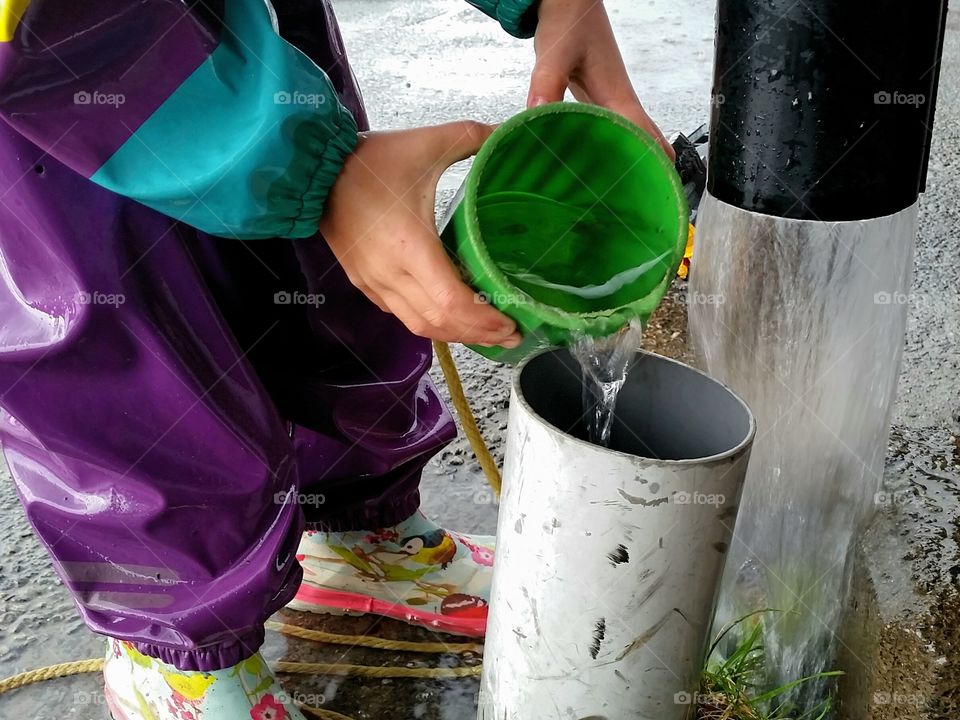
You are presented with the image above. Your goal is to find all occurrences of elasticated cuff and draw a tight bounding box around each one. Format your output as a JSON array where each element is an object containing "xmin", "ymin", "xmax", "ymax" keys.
[
  {"xmin": 276, "ymin": 106, "xmax": 360, "ymax": 240},
  {"xmin": 133, "ymin": 625, "xmax": 265, "ymax": 673},
  {"xmin": 467, "ymin": 0, "xmax": 540, "ymax": 39}
]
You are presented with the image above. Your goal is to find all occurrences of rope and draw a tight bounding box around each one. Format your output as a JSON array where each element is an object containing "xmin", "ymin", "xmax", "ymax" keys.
[
  {"xmin": 0, "ymin": 348, "xmax": 498, "ymax": 720},
  {"xmin": 266, "ymin": 621, "xmax": 483, "ymax": 654},
  {"xmin": 0, "ymin": 659, "xmax": 104, "ymax": 694},
  {"xmin": 0, "ymin": 657, "xmax": 480, "ymax": 695},
  {"xmin": 432, "ymin": 340, "xmax": 502, "ymax": 495}
]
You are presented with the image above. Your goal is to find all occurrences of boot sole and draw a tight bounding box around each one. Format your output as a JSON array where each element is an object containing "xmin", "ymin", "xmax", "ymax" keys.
[{"xmin": 288, "ymin": 585, "xmax": 487, "ymax": 638}]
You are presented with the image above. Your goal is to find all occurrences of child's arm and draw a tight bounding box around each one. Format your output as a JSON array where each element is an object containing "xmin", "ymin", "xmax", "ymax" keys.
[
  {"xmin": 0, "ymin": 0, "xmax": 356, "ymax": 240},
  {"xmin": 319, "ymin": 122, "xmax": 522, "ymax": 349},
  {"xmin": 530, "ymin": 0, "xmax": 674, "ymax": 157},
  {"xmin": 465, "ymin": 0, "xmax": 675, "ymax": 159}
]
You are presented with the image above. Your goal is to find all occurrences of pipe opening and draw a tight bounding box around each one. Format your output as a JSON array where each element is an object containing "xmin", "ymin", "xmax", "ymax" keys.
[{"xmin": 518, "ymin": 349, "xmax": 753, "ymax": 461}]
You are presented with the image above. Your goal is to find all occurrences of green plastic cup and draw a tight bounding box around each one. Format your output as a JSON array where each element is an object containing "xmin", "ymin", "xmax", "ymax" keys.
[{"xmin": 440, "ymin": 102, "xmax": 688, "ymax": 363}]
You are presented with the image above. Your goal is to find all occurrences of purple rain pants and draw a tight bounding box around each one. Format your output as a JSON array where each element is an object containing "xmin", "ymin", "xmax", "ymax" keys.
[{"xmin": 0, "ymin": 3, "xmax": 455, "ymax": 671}]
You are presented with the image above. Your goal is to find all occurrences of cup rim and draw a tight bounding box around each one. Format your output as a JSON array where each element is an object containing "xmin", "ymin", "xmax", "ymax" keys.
[{"xmin": 462, "ymin": 102, "xmax": 689, "ymax": 333}]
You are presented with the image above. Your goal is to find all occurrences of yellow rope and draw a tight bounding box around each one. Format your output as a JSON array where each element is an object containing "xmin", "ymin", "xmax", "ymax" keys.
[
  {"xmin": 266, "ymin": 621, "xmax": 483, "ymax": 654},
  {"xmin": 432, "ymin": 340, "xmax": 502, "ymax": 495},
  {"xmin": 0, "ymin": 659, "xmax": 104, "ymax": 694},
  {"xmin": 0, "ymin": 656, "xmax": 481, "ymax": 695},
  {"xmin": 0, "ymin": 348, "xmax": 497, "ymax": 720}
]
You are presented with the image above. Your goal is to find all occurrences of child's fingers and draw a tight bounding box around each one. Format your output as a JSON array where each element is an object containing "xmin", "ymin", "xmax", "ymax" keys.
[
  {"xmin": 392, "ymin": 272, "xmax": 518, "ymax": 347},
  {"xmin": 527, "ymin": 62, "xmax": 570, "ymax": 108},
  {"xmin": 403, "ymin": 237, "xmax": 520, "ymax": 345},
  {"xmin": 606, "ymin": 98, "xmax": 675, "ymax": 160},
  {"xmin": 376, "ymin": 288, "xmax": 455, "ymax": 342},
  {"xmin": 379, "ymin": 283, "xmax": 504, "ymax": 346}
]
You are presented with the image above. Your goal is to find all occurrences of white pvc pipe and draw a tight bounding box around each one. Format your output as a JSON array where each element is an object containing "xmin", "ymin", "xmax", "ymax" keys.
[{"xmin": 479, "ymin": 349, "xmax": 756, "ymax": 720}]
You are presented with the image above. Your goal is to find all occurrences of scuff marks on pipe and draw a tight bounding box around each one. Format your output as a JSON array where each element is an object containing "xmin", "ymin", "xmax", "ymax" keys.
[
  {"xmin": 628, "ymin": 569, "xmax": 667, "ymax": 612},
  {"xmin": 608, "ymin": 544, "xmax": 630, "ymax": 566},
  {"xmin": 617, "ymin": 488, "xmax": 669, "ymax": 507},
  {"xmin": 615, "ymin": 610, "xmax": 674, "ymax": 661},
  {"xmin": 589, "ymin": 618, "xmax": 606, "ymax": 659},
  {"xmin": 520, "ymin": 586, "xmax": 542, "ymax": 635}
]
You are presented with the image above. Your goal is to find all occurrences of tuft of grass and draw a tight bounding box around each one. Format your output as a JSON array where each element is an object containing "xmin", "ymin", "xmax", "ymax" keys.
[{"xmin": 696, "ymin": 612, "xmax": 843, "ymax": 720}]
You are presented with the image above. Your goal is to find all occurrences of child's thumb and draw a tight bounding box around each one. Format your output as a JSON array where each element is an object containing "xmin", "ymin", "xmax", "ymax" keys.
[{"xmin": 431, "ymin": 120, "xmax": 495, "ymax": 169}]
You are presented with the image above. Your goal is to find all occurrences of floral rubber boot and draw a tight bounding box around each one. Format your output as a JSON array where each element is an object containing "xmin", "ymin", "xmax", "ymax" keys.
[
  {"xmin": 287, "ymin": 511, "xmax": 495, "ymax": 637},
  {"xmin": 103, "ymin": 638, "xmax": 306, "ymax": 720}
]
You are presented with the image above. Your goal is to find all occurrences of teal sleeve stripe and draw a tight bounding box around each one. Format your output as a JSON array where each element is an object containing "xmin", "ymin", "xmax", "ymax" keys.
[
  {"xmin": 91, "ymin": 0, "xmax": 357, "ymax": 240},
  {"xmin": 465, "ymin": 0, "xmax": 540, "ymax": 38}
]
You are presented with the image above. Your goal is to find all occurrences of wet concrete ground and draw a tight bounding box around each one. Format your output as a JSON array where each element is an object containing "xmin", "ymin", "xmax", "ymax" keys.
[{"xmin": 1, "ymin": 0, "xmax": 958, "ymax": 718}]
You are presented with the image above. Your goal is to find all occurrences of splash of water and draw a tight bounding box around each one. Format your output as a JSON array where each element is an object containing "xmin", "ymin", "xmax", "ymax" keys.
[
  {"xmin": 688, "ymin": 192, "xmax": 917, "ymax": 709},
  {"xmin": 569, "ymin": 320, "xmax": 644, "ymax": 447}
]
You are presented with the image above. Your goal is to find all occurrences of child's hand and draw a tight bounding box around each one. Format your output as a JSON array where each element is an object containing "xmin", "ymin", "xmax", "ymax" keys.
[
  {"xmin": 320, "ymin": 121, "xmax": 523, "ymax": 349},
  {"xmin": 528, "ymin": 0, "xmax": 675, "ymax": 160}
]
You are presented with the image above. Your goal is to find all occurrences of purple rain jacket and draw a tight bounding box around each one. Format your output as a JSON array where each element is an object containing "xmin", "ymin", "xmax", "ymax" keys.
[{"xmin": 0, "ymin": 0, "xmax": 537, "ymax": 671}]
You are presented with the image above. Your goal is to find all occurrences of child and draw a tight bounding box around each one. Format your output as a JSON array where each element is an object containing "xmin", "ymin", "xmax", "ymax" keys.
[{"xmin": 0, "ymin": 1, "xmax": 670, "ymax": 717}]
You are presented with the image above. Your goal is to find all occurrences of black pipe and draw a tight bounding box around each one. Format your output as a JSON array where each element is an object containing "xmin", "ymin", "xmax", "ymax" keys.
[{"xmin": 709, "ymin": 0, "xmax": 949, "ymax": 221}]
